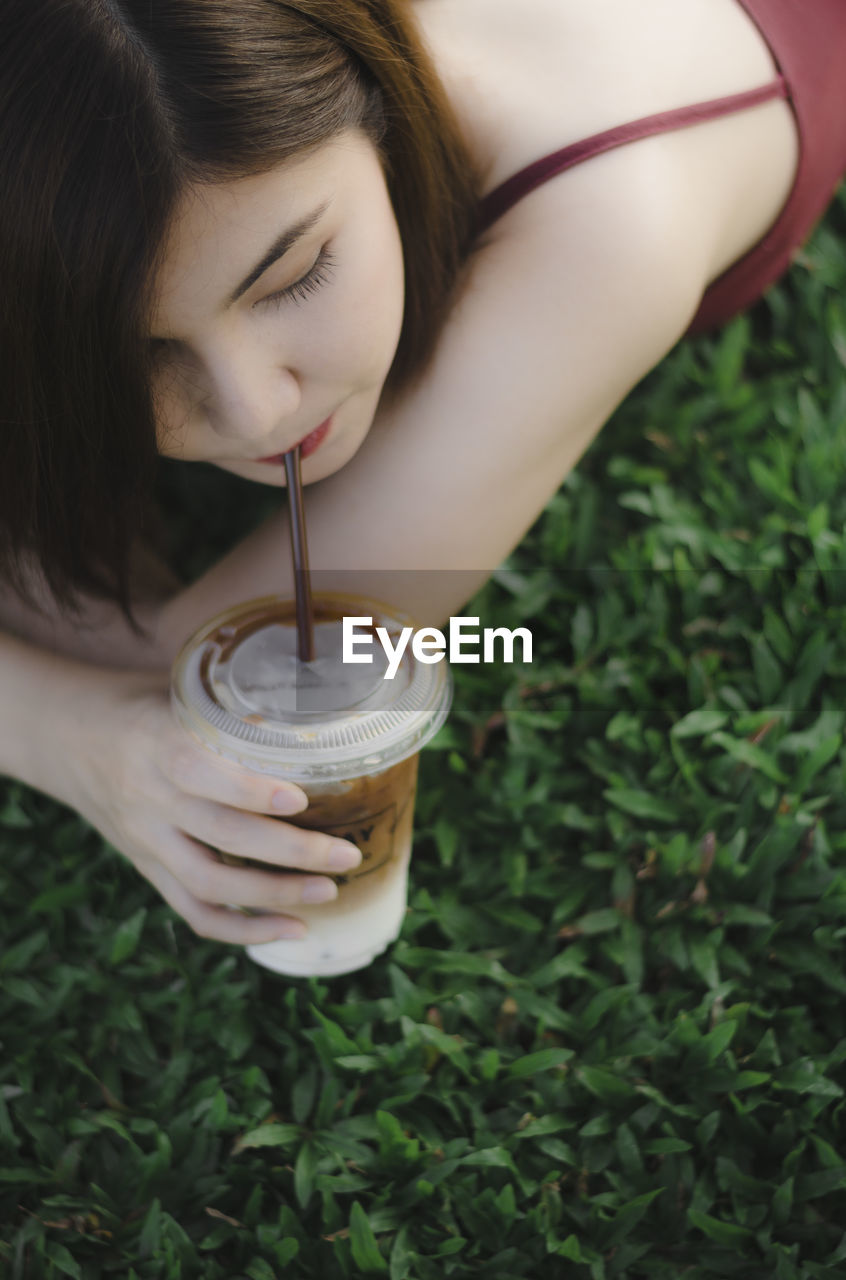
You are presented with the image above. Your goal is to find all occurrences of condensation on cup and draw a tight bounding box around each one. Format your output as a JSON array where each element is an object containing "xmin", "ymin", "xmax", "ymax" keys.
[{"xmin": 170, "ymin": 594, "xmax": 453, "ymax": 977}]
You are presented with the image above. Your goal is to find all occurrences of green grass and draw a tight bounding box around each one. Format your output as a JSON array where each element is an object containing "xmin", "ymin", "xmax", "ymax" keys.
[{"xmin": 3, "ymin": 186, "xmax": 846, "ymax": 1278}]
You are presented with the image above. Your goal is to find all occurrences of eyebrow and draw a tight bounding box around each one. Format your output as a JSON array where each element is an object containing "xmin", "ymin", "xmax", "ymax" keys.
[{"xmin": 226, "ymin": 200, "xmax": 331, "ymax": 306}]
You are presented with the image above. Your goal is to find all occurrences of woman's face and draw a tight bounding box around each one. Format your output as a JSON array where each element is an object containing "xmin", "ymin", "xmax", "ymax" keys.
[{"xmin": 149, "ymin": 130, "xmax": 405, "ymax": 485}]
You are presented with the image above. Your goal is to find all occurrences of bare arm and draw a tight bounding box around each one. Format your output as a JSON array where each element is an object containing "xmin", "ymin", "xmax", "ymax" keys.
[{"xmin": 160, "ymin": 143, "xmax": 714, "ymax": 654}]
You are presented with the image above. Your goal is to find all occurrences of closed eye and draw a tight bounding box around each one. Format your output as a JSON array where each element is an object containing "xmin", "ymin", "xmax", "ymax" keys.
[{"xmin": 262, "ymin": 246, "xmax": 336, "ymax": 308}]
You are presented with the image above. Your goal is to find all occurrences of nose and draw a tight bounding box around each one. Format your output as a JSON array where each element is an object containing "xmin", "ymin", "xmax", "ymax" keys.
[{"xmin": 205, "ymin": 353, "xmax": 302, "ymax": 444}]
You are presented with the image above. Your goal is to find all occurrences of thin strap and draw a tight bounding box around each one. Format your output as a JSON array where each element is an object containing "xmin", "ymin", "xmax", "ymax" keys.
[{"xmin": 476, "ymin": 77, "xmax": 789, "ymax": 235}]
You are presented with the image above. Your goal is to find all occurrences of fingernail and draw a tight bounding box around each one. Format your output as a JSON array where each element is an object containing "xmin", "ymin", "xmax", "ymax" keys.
[
  {"xmin": 272, "ymin": 787, "xmax": 308, "ymax": 814},
  {"xmin": 302, "ymin": 879, "xmax": 338, "ymax": 904},
  {"xmin": 328, "ymin": 842, "xmax": 362, "ymax": 871},
  {"xmin": 274, "ymin": 920, "xmax": 308, "ymax": 940}
]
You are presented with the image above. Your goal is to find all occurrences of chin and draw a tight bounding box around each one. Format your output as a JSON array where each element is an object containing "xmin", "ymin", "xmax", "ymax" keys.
[
  {"xmin": 301, "ymin": 434, "xmax": 365, "ymax": 484},
  {"xmin": 211, "ymin": 460, "xmax": 288, "ymax": 486}
]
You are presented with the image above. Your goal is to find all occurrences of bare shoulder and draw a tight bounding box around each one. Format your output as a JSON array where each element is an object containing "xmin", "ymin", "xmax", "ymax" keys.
[
  {"xmin": 414, "ymin": 0, "xmax": 785, "ymax": 183},
  {"xmin": 437, "ymin": 138, "xmax": 711, "ymax": 453},
  {"xmin": 415, "ymin": 0, "xmax": 798, "ymax": 289}
]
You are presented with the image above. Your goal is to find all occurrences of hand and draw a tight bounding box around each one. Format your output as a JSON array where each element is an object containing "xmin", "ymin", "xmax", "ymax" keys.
[{"xmin": 51, "ymin": 667, "xmax": 361, "ymax": 944}]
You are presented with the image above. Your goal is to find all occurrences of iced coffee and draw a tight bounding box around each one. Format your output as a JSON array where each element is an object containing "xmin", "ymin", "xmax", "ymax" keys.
[{"xmin": 170, "ymin": 593, "xmax": 452, "ymax": 976}]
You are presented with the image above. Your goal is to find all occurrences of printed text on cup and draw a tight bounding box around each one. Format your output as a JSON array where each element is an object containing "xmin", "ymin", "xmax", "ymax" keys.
[{"xmin": 343, "ymin": 615, "xmax": 533, "ymax": 680}]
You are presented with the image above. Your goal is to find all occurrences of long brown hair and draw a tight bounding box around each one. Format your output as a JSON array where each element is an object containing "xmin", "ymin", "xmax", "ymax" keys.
[{"xmin": 0, "ymin": 0, "xmax": 480, "ymax": 628}]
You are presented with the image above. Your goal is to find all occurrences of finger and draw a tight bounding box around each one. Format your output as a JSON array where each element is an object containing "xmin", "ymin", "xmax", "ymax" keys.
[
  {"xmin": 172, "ymin": 796, "xmax": 362, "ymax": 874},
  {"xmin": 166, "ymin": 831, "xmax": 342, "ymax": 911},
  {"xmin": 142, "ymin": 850, "xmax": 311, "ymax": 945},
  {"xmin": 162, "ymin": 727, "xmax": 309, "ymax": 815}
]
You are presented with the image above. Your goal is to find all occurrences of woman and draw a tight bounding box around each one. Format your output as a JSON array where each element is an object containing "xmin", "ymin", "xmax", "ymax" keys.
[{"xmin": 1, "ymin": 0, "xmax": 844, "ymax": 945}]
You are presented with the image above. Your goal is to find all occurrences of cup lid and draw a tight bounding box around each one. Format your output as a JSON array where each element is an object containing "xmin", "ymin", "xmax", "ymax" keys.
[{"xmin": 170, "ymin": 594, "xmax": 453, "ymax": 781}]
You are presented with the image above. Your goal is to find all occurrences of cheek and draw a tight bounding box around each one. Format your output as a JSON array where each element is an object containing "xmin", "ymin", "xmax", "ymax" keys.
[
  {"xmin": 353, "ymin": 231, "xmax": 405, "ymax": 363},
  {"xmin": 377, "ymin": 219, "xmax": 406, "ymax": 329},
  {"xmin": 329, "ymin": 203, "xmax": 405, "ymax": 368},
  {"xmin": 309, "ymin": 270, "xmax": 401, "ymax": 382}
]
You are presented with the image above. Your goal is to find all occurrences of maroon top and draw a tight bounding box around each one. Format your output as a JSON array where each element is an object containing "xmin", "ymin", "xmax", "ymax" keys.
[{"xmin": 475, "ymin": 0, "xmax": 846, "ymax": 333}]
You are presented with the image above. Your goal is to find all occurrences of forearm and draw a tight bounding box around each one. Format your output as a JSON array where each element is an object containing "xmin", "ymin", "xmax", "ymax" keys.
[
  {"xmin": 158, "ymin": 415, "xmax": 495, "ymax": 662},
  {"xmin": 157, "ymin": 362, "xmax": 593, "ymax": 660}
]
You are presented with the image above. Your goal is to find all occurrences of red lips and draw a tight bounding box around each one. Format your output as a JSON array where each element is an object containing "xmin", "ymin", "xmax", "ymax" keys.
[{"xmin": 255, "ymin": 416, "xmax": 332, "ymax": 464}]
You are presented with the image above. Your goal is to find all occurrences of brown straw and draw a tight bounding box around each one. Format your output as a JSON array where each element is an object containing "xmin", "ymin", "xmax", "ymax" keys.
[{"xmin": 283, "ymin": 445, "xmax": 315, "ymax": 662}]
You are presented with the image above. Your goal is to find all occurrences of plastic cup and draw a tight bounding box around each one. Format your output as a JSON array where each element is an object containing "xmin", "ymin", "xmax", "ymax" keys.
[{"xmin": 170, "ymin": 593, "xmax": 452, "ymax": 976}]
